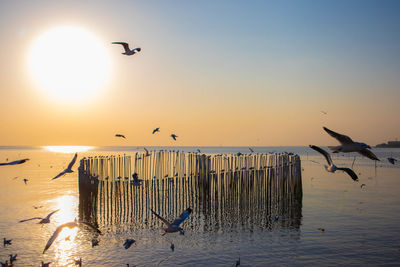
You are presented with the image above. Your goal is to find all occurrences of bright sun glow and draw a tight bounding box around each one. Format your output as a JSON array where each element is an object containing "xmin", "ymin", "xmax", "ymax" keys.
[
  {"xmin": 28, "ymin": 26, "xmax": 111, "ymax": 102},
  {"xmin": 44, "ymin": 146, "xmax": 94, "ymax": 153}
]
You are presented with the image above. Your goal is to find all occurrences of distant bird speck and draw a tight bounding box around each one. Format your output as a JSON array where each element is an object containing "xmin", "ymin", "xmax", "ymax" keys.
[
  {"xmin": 3, "ymin": 238, "xmax": 11, "ymax": 246},
  {"xmin": 23, "ymin": 178, "xmax": 28, "ymax": 185},
  {"xmin": 170, "ymin": 243, "xmax": 175, "ymax": 251},
  {"xmin": 115, "ymin": 134, "xmax": 126, "ymax": 139},
  {"xmin": 387, "ymin": 157, "xmax": 397, "ymax": 165},
  {"xmin": 123, "ymin": 239, "xmax": 135, "ymax": 249},
  {"xmin": 152, "ymin": 127, "xmax": 160, "ymax": 134},
  {"xmin": 150, "ymin": 207, "xmax": 192, "ymax": 235},
  {"xmin": 171, "ymin": 134, "xmax": 178, "ymax": 141}
]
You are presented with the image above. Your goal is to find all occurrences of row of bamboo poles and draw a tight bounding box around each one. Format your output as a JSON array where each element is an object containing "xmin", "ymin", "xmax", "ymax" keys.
[
  {"xmin": 79, "ymin": 151, "xmax": 300, "ymax": 182},
  {"xmin": 78, "ymin": 151, "xmax": 302, "ymax": 232}
]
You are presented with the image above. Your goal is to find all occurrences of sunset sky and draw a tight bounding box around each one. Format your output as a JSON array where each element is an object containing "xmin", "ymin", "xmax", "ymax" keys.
[{"xmin": 0, "ymin": 0, "xmax": 399, "ymax": 146}]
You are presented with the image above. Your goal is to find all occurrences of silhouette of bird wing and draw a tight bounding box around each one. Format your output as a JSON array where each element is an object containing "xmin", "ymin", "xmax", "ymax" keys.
[
  {"xmin": 52, "ymin": 170, "xmax": 67, "ymax": 180},
  {"xmin": 309, "ymin": 145, "xmax": 333, "ymax": 166},
  {"xmin": 0, "ymin": 158, "xmax": 29, "ymax": 166},
  {"xmin": 19, "ymin": 217, "xmax": 43, "ymax": 223},
  {"xmin": 323, "ymin": 127, "xmax": 354, "ymax": 144},
  {"xmin": 78, "ymin": 221, "xmax": 102, "ymax": 234},
  {"xmin": 150, "ymin": 209, "xmax": 171, "ymax": 227},
  {"xmin": 171, "ymin": 208, "xmax": 192, "ymax": 227},
  {"xmin": 45, "ymin": 209, "xmax": 60, "ymax": 220},
  {"xmin": 336, "ymin": 167, "xmax": 358, "ymax": 181},
  {"xmin": 67, "ymin": 153, "xmax": 78, "ymax": 170},
  {"xmin": 43, "ymin": 222, "xmax": 77, "ymax": 253},
  {"xmin": 112, "ymin": 42, "xmax": 130, "ymax": 52},
  {"xmin": 357, "ymin": 149, "xmax": 379, "ymax": 161}
]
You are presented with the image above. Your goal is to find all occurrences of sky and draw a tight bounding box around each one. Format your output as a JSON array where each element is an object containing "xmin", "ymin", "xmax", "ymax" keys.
[{"xmin": 0, "ymin": 0, "xmax": 399, "ymax": 146}]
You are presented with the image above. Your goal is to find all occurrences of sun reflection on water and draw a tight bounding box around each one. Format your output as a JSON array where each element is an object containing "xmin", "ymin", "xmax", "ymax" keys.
[{"xmin": 43, "ymin": 146, "xmax": 94, "ymax": 153}]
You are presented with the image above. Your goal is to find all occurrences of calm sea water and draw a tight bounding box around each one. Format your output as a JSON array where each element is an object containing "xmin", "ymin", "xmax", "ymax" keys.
[{"xmin": 0, "ymin": 146, "xmax": 399, "ymax": 266}]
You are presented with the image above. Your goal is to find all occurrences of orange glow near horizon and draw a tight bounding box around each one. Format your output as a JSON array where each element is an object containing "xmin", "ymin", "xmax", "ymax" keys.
[{"xmin": 44, "ymin": 146, "xmax": 94, "ymax": 153}]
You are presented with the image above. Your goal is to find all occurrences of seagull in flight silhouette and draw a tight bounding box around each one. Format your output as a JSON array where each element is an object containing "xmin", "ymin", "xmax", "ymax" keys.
[
  {"xmin": 112, "ymin": 42, "xmax": 141, "ymax": 56},
  {"xmin": 0, "ymin": 158, "xmax": 29, "ymax": 166},
  {"xmin": 43, "ymin": 220, "xmax": 101, "ymax": 254},
  {"xmin": 115, "ymin": 134, "xmax": 126, "ymax": 139},
  {"xmin": 323, "ymin": 127, "xmax": 379, "ymax": 161},
  {"xmin": 171, "ymin": 134, "xmax": 178, "ymax": 141},
  {"xmin": 150, "ymin": 207, "xmax": 192, "ymax": 235},
  {"xmin": 52, "ymin": 153, "xmax": 77, "ymax": 180},
  {"xmin": 19, "ymin": 209, "xmax": 59, "ymax": 224},
  {"xmin": 309, "ymin": 145, "xmax": 358, "ymax": 181},
  {"xmin": 152, "ymin": 127, "xmax": 160, "ymax": 134}
]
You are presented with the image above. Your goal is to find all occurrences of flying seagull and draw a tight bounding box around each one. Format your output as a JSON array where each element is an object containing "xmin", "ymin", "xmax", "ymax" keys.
[
  {"xmin": 150, "ymin": 207, "xmax": 192, "ymax": 235},
  {"xmin": 152, "ymin": 127, "xmax": 160, "ymax": 134},
  {"xmin": 387, "ymin": 157, "xmax": 397, "ymax": 165},
  {"xmin": 171, "ymin": 134, "xmax": 178, "ymax": 141},
  {"xmin": 52, "ymin": 153, "xmax": 78, "ymax": 180},
  {"xmin": 323, "ymin": 127, "xmax": 379, "ymax": 161},
  {"xmin": 43, "ymin": 220, "xmax": 101, "ymax": 254},
  {"xmin": 115, "ymin": 134, "xmax": 126, "ymax": 139},
  {"xmin": 143, "ymin": 147, "xmax": 150, "ymax": 157},
  {"xmin": 19, "ymin": 209, "xmax": 59, "ymax": 224},
  {"xmin": 309, "ymin": 145, "xmax": 358, "ymax": 181},
  {"xmin": 123, "ymin": 239, "xmax": 135, "ymax": 249},
  {"xmin": 249, "ymin": 147, "xmax": 254, "ymax": 153},
  {"xmin": 0, "ymin": 158, "xmax": 29, "ymax": 166},
  {"xmin": 112, "ymin": 42, "xmax": 141, "ymax": 56}
]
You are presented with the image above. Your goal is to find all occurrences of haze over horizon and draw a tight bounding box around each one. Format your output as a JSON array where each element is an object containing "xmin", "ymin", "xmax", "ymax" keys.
[{"xmin": 1, "ymin": 0, "xmax": 399, "ymax": 147}]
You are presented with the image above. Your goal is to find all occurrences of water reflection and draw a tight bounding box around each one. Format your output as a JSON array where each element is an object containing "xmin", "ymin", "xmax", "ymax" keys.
[{"xmin": 79, "ymin": 168, "xmax": 303, "ymax": 234}]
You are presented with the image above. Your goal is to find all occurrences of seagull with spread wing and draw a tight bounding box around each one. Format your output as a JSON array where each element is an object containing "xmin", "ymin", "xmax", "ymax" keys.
[
  {"xmin": 43, "ymin": 220, "xmax": 101, "ymax": 254},
  {"xmin": 152, "ymin": 127, "xmax": 160, "ymax": 134},
  {"xmin": 115, "ymin": 134, "xmax": 126, "ymax": 139},
  {"xmin": 309, "ymin": 145, "xmax": 358, "ymax": 181},
  {"xmin": 0, "ymin": 158, "xmax": 29, "ymax": 166},
  {"xmin": 112, "ymin": 42, "xmax": 141, "ymax": 56},
  {"xmin": 51, "ymin": 153, "xmax": 78, "ymax": 180},
  {"xmin": 143, "ymin": 147, "xmax": 150, "ymax": 157},
  {"xmin": 323, "ymin": 127, "xmax": 379, "ymax": 161},
  {"xmin": 171, "ymin": 134, "xmax": 178, "ymax": 141},
  {"xmin": 19, "ymin": 209, "xmax": 59, "ymax": 224},
  {"xmin": 150, "ymin": 207, "xmax": 192, "ymax": 235}
]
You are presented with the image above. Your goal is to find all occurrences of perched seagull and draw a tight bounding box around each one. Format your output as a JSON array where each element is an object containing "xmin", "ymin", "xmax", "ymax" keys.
[
  {"xmin": 131, "ymin": 173, "xmax": 143, "ymax": 186},
  {"xmin": 309, "ymin": 145, "xmax": 359, "ymax": 181},
  {"xmin": 171, "ymin": 134, "xmax": 178, "ymax": 141},
  {"xmin": 52, "ymin": 153, "xmax": 78, "ymax": 180},
  {"xmin": 112, "ymin": 42, "xmax": 141, "ymax": 56},
  {"xmin": 143, "ymin": 147, "xmax": 150, "ymax": 157},
  {"xmin": 152, "ymin": 128, "xmax": 160, "ymax": 134},
  {"xmin": 3, "ymin": 238, "xmax": 11, "ymax": 246},
  {"xmin": 236, "ymin": 152, "xmax": 243, "ymax": 156},
  {"xmin": 43, "ymin": 220, "xmax": 101, "ymax": 254},
  {"xmin": 323, "ymin": 127, "xmax": 379, "ymax": 161},
  {"xmin": 387, "ymin": 157, "xmax": 397, "ymax": 165},
  {"xmin": 115, "ymin": 134, "xmax": 126, "ymax": 139},
  {"xmin": 123, "ymin": 239, "xmax": 135, "ymax": 249},
  {"xmin": 0, "ymin": 158, "xmax": 29, "ymax": 166},
  {"xmin": 150, "ymin": 207, "xmax": 192, "ymax": 235},
  {"xmin": 249, "ymin": 147, "xmax": 254, "ymax": 153},
  {"xmin": 19, "ymin": 209, "xmax": 59, "ymax": 224}
]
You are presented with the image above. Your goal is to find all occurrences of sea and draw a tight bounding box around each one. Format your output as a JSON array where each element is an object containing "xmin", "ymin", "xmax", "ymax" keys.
[{"xmin": 0, "ymin": 146, "xmax": 399, "ymax": 266}]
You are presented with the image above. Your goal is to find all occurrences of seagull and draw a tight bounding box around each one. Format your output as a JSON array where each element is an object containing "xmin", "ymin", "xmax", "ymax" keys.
[
  {"xmin": 131, "ymin": 173, "xmax": 143, "ymax": 186},
  {"xmin": 52, "ymin": 153, "xmax": 78, "ymax": 180},
  {"xmin": 171, "ymin": 134, "xmax": 178, "ymax": 141},
  {"xmin": 112, "ymin": 42, "xmax": 141, "ymax": 56},
  {"xmin": 170, "ymin": 243, "xmax": 175, "ymax": 251},
  {"xmin": 317, "ymin": 228, "xmax": 325, "ymax": 234},
  {"xmin": 115, "ymin": 134, "xmax": 126, "ymax": 139},
  {"xmin": 236, "ymin": 152, "xmax": 243, "ymax": 156},
  {"xmin": 150, "ymin": 207, "xmax": 192, "ymax": 235},
  {"xmin": 92, "ymin": 239, "xmax": 99, "ymax": 247},
  {"xmin": 33, "ymin": 206, "xmax": 43, "ymax": 209},
  {"xmin": 43, "ymin": 220, "xmax": 101, "ymax": 254},
  {"xmin": 320, "ymin": 110, "xmax": 327, "ymax": 115},
  {"xmin": 249, "ymin": 147, "xmax": 254, "ymax": 153},
  {"xmin": 123, "ymin": 239, "xmax": 135, "ymax": 249},
  {"xmin": 3, "ymin": 238, "xmax": 11, "ymax": 246},
  {"xmin": 0, "ymin": 158, "xmax": 29, "ymax": 166},
  {"xmin": 19, "ymin": 209, "xmax": 59, "ymax": 224},
  {"xmin": 74, "ymin": 258, "xmax": 82, "ymax": 266},
  {"xmin": 41, "ymin": 261, "xmax": 51, "ymax": 267},
  {"xmin": 197, "ymin": 149, "xmax": 201, "ymax": 153},
  {"xmin": 361, "ymin": 184, "xmax": 366, "ymax": 188},
  {"xmin": 0, "ymin": 261, "xmax": 10, "ymax": 267},
  {"xmin": 23, "ymin": 178, "xmax": 28, "ymax": 185},
  {"xmin": 152, "ymin": 127, "xmax": 160, "ymax": 134},
  {"xmin": 387, "ymin": 157, "xmax": 397, "ymax": 165},
  {"xmin": 323, "ymin": 127, "xmax": 379, "ymax": 161},
  {"xmin": 144, "ymin": 148, "xmax": 150, "ymax": 157},
  {"xmin": 309, "ymin": 145, "xmax": 359, "ymax": 181},
  {"xmin": 9, "ymin": 254, "xmax": 17, "ymax": 264}
]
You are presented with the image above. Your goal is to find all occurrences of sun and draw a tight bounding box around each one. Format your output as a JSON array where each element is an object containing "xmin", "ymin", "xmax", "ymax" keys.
[{"xmin": 28, "ymin": 26, "xmax": 111, "ymax": 103}]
